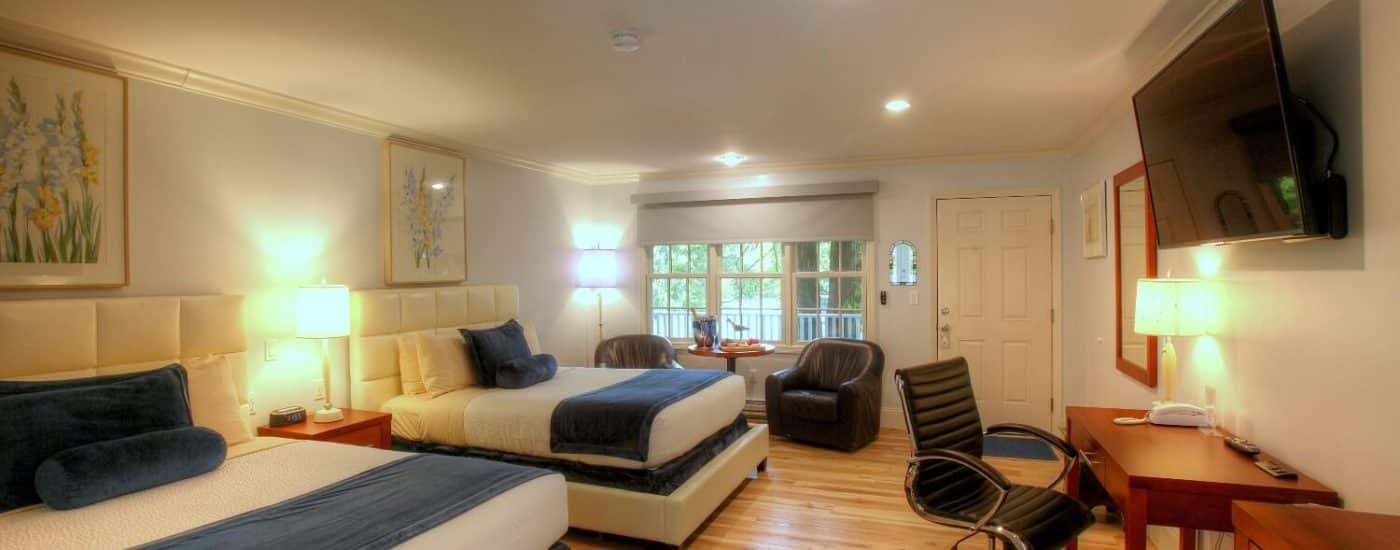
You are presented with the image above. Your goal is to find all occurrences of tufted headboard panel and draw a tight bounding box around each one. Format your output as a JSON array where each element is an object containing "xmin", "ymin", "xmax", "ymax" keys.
[
  {"xmin": 0, "ymin": 295, "xmax": 248, "ymax": 402},
  {"xmin": 348, "ymin": 284, "xmax": 537, "ymax": 411}
]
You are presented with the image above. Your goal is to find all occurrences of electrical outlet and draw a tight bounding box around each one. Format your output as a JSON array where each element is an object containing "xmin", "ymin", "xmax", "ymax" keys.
[
  {"xmin": 1203, "ymin": 385, "xmax": 1217, "ymax": 407},
  {"xmin": 746, "ymin": 368, "xmax": 755, "ymax": 385},
  {"xmin": 248, "ymin": 392, "xmax": 257, "ymax": 416},
  {"xmin": 312, "ymin": 379, "xmax": 326, "ymax": 403},
  {"xmin": 909, "ymin": 291, "xmax": 919, "ymax": 305},
  {"xmin": 264, "ymin": 339, "xmax": 282, "ymax": 362}
]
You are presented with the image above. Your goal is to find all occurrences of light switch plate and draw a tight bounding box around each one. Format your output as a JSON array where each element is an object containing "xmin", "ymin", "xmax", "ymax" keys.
[{"xmin": 909, "ymin": 291, "xmax": 919, "ymax": 305}]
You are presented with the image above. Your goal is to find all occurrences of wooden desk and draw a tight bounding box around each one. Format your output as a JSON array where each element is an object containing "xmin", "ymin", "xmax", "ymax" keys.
[
  {"xmin": 1066, "ymin": 407, "xmax": 1339, "ymax": 550},
  {"xmin": 1233, "ymin": 501, "xmax": 1400, "ymax": 550}
]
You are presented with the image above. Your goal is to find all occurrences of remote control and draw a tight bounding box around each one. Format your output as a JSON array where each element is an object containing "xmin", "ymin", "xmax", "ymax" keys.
[
  {"xmin": 1225, "ymin": 436, "xmax": 1261, "ymax": 455},
  {"xmin": 1254, "ymin": 459, "xmax": 1298, "ymax": 479}
]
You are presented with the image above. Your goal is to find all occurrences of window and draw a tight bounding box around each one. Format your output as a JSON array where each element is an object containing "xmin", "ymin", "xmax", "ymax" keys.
[
  {"xmin": 719, "ymin": 242, "xmax": 783, "ymax": 341},
  {"xmin": 795, "ymin": 241, "xmax": 865, "ymax": 341},
  {"xmin": 649, "ymin": 244, "xmax": 708, "ymax": 339},
  {"xmin": 646, "ymin": 240, "xmax": 869, "ymax": 346}
]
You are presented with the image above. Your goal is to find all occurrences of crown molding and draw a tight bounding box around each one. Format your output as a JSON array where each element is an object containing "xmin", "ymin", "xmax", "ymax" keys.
[
  {"xmin": 0, "ymin": 15, "xmax": 605, "ymax": 185},
  {"xmin": 633, "ymin": 148, "xmax": 1071, "ymax": 182},
  {"xmin": 1068, "ymin": 0, "xmax": 1238, "ymax": 155}
]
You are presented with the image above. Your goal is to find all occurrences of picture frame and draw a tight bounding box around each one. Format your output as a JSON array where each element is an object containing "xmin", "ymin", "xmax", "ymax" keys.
[
  {"xmin": 0, "ymin": 46, "xmax": 129, "ymax": 289},
  {"xmin": 383, "ymin": 139, "xmax": 467, "ymax": 285},
  {"xmin": 1080, "ymin": 179, "xmax": 1107, "ymax": 259}
]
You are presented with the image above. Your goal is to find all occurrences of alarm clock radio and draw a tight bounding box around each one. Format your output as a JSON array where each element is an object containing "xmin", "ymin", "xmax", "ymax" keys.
[{"xmin": 269, "ymin": 405, "xmax": 307, "ymax": 427}]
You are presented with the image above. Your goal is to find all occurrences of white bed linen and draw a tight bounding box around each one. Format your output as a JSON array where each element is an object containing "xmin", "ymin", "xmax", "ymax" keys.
[
  {"xmin": 0, "ymin": 438, "xmax": 567, "ymax": 550},
  {"xmin": 383, "ymin": 366, "xmax": 746, "ymax": 469}
]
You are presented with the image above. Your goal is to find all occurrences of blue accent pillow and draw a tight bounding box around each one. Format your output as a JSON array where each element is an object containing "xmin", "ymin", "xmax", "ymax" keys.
[
  {"xmin": 498, "ymin": 354, "xmax": 558, "ymax": 389},
  {"xmin": 35, "ymin": 427, "xmax": 226, "ymax": 510},
  {"xmin": 459, "ymin": 320, "xmax": 532, "ymax": 387},
  {"xmin": 0, "ymin": 365, "xmax": 193, "ymax": 512}
]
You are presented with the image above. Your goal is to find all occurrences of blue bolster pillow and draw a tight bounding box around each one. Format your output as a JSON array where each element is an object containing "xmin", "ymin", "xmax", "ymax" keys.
[
  {"xmin": 0, "ymin": 365, "xmax": 193, "ymax": 512},
  {"xmin": 498, "ymin": 354, "xmax": 558, "ymax": 389},
  {"xmin": 35, "ymin": 427, "xmax": 227, "ymax": 510}
]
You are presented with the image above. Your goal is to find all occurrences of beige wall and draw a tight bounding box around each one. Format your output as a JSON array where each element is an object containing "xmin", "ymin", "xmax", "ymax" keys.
[
  {"xmin": 0, "ymin": 78, "xmax": 600, "ymax": 418},
  {"xmin": 1065, "ymin": 0, "xmax": 1400, "ymax": 518},
  {"xmin": 607, "ymin": 156, "xmax": 1069, "ymax": 425}
]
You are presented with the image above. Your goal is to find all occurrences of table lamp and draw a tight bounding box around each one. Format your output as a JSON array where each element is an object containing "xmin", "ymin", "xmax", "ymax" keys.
[
  {"xmin": 576, "ymin": 248, "xmax": 619, "ymax": 365},
  {"xmin": 296, "ymin": 284, "xmax": 350, "ymax": 423},
  {"xmin": 1133, "ymin": 278, "xmax": 1208, "ymax": 404}
]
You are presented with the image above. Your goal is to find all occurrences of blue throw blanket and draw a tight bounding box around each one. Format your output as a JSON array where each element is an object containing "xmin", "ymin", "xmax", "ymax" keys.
[
  {"xmin": 137, "ymin": 454, "xmax": 550, "ymax": 550},
  {"xmin": 551, "ymin": 369, "xmax": 732, "ymax": 461}
]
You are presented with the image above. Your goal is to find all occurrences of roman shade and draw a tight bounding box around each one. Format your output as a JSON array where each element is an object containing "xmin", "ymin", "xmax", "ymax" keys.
[{"xmin": 632, "ymin": 181, "xmax": 877, "ymax": 245}]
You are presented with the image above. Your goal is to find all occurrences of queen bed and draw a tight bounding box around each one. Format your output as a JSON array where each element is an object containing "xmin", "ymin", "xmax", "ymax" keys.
[
  {"xmin": 349, "ymin": 285, "xmax": 770, "ymax": 547},
  {"xmin": 0, "ymin": 294, "xmax": 568, "ymax": 550}
]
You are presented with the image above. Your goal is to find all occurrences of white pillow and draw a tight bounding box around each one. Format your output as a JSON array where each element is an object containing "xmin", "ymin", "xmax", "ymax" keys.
[
  {"xmin": 397, "ymin": 333, "xmax": 427, "ymax": 396},
  {"xmin": 182, "ymin": 355, "xmax": 251, "ymax": 445},
  {"xmin": 415, "ymin": 333, "xmax": 475, "ymax": 398}
]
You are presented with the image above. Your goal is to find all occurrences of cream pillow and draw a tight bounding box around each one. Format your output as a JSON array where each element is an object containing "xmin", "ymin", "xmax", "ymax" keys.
[
  {"xmin": 182, "ymin": 355, "xmax": 251, "ymax": 445},
  {"xmin": 415, "ymin": 333, "xmax": 475, "ymax": 398},
  {"xmin": 397, "ymin": 333, "xmax": 426, "ymax": 396}
]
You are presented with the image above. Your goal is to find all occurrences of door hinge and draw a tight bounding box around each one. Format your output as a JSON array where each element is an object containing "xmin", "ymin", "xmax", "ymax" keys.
[
  {"xmin": 1050, "ymin": 308, "xmax": 1055, "ymax": 322},
  {"xmin": 1051, "ymin": 397, "xmax": 1055, "ymax": 411},
  {"xmin": 1049, "ymin": 219, "xmax": 1054, "ymax": 235}
]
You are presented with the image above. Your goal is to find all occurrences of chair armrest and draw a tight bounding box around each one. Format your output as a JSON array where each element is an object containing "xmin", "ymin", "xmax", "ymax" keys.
[
  {"xmin": 909, "ymin": 449, "xmax": 1012, "ymax": 492},
  {"xmin": 985, "ymin": 423, "xmax": 1079, "ymax": 489},
  {"xmin": 985, "ymin": 423, "xmax": 1077, "ymax": 457},
  {"xmin": 765, "ymin": 366, "xmax": 803, "ymax": 392}
]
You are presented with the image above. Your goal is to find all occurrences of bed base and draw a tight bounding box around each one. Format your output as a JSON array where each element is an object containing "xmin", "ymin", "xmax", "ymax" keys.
[{"xmin": 566, "ymin": 424, "xmax": 768, "ymax": 547}]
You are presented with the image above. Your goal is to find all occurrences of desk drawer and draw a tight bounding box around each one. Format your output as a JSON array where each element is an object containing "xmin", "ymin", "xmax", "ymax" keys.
[{"xmin": 1072, "ymin": 431, "xmax": 1128, "ymax": 509}]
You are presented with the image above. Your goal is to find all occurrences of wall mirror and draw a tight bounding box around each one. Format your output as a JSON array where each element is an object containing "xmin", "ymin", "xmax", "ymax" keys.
[
  {"xmin": 1114, "ymin": 161, "xmax": 1158, "ymax": 387},
  {"xmin": 889, "ymin": 240, "xmax": 917, "ymax": 286}
]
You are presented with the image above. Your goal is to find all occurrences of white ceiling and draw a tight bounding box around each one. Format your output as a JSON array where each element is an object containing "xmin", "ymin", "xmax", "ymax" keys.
[{"xmin": 0, "ymin": 0, "xmax": 1213, "ymax": 179}]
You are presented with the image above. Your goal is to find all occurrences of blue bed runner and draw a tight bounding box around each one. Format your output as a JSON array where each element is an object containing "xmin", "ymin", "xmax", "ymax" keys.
[
  {"xmin": 137, "ymin": 454, "xmax": 550, "ymax": 550},
  {"xmin": 551, "ymin": 368, "xmax": 732, "ymax": 462}
]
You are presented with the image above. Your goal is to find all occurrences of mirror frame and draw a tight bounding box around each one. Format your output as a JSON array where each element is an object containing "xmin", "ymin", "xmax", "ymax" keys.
[
  {"xmin": 888, "ymin": 240, "xmax": 917, "ymax": 286},
  {"xmin": 1114, "ymin": 161, "xmax": 1158, "ymax": 387}
]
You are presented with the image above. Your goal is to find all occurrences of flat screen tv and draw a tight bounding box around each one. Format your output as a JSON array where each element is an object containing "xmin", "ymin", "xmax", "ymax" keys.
[{"xmin": 1133, "ymin": 0, "xmax": 1335, "ymax": 248}]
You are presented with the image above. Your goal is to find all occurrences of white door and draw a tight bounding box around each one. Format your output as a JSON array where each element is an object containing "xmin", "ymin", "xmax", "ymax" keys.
[{"xmin": 936, "ymin": 196, "xmax": 1054, "ymax": 429}]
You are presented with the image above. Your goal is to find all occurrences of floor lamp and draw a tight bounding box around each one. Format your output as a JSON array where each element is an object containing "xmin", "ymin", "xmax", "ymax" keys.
[
  {"xmin": 577, "ymin": 248, "xmax": 619, "ymax": 366},
  {"xmin": 296, "ymin": 284, "xmax": 350, "ymax": 423}
]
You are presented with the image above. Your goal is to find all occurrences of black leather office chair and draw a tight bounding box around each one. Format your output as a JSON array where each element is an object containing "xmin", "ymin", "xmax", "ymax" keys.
[
  {"xmin": 594, "ymin": 334, "xmax": 684, "ymax": 369},
  {"xmin": 895, "ymin": 358, "xmax": 1094, "ymax": 550}
]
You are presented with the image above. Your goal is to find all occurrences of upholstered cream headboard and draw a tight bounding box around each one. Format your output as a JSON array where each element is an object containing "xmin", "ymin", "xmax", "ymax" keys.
[
  {"xmin": 0, "ymin": 295, "xmax": 248, "ymax": 402},
  {"xmin": 349, "ymin": 285, "xmax": 538, "ymax": 412}
]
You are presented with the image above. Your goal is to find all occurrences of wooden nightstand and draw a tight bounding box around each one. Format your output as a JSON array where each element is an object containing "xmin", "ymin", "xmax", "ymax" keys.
[{"xmin": 256, "ymin": 409, "xmax": 392, "ymax": 450}]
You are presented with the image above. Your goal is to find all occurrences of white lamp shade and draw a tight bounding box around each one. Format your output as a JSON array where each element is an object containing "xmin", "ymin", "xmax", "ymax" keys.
[
  {"xmin": 1133, "ymin": 278, "xmax": 1208, "ymax": 337},
  {"xmin": 576, "ymin": 249, "xmax": 619, "ymax": 288},
  {"xmin": 295, "ymin": 285, "xmax": 350, "ymax": 339}
]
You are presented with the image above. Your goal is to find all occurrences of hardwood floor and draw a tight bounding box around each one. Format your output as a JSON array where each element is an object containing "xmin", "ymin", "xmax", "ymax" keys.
[{"xmin": 564, "ymin": 428, "xmax": 1129, "ymax": 549}]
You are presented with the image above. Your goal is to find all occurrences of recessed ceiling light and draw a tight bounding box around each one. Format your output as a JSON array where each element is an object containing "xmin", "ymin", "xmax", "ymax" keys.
[
  {"xmin": 715, "ymin": 152, "xmax": 747, "ymax": 167},
  {"xmin": 431, "ymin": 182, "xmax": 446, "ymax": 190},
  {"xmin": 611, "ymin": 29, "xmax": 641, "ymax": 53},
  {"xmin": 885, "ymin": 99, "xmax": 911, "ymax": 112}
]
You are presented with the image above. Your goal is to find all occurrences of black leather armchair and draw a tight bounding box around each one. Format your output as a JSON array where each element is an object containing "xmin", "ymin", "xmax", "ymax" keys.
[
  {"xmin": 594, "ymin": 334, "xmax": 684, "ymax": 369},
  {"xmin": 765, "ymin": 339, "xmax": 883, "ymax": 451},
  {"xmin": 895, "ymin": 357, "xmax": 1094, "ymax": 550}
]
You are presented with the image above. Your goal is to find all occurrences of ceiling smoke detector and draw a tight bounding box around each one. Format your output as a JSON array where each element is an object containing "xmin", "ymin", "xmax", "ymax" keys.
[{"xmin": 611, "ymin": 29, "xmax": 641, "ymax": 53}]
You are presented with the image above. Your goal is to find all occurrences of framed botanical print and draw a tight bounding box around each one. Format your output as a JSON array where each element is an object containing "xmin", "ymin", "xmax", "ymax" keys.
[
  {"xmin": 1080, "ymin": 179, "xmax": 1107, "ymax": 259},
  {"xmin": 383, "ymin": 139, "xmax": 466, "ymax": 285},
  {"xmin": 0, "ymin": 46, "xmax": 128, "ymax": 288}
]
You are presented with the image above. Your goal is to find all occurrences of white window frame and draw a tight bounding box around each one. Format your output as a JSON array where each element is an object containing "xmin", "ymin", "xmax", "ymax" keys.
[{"xmin": 644, "ymin": 241, "xmax": 871, "ymax": 350}]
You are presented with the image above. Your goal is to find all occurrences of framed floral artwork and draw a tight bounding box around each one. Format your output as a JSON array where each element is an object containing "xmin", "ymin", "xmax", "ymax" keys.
[
  {"xmin": 383, "ymin": 140, "xmax": 466, "ymax": 285},
  {"xmin": 1080, "ymin": 179, "xmax": 1107, "ymax": 259},
  {"xmin": 0, "ymin": 46, "xmax": 128, "ymax": 289}
]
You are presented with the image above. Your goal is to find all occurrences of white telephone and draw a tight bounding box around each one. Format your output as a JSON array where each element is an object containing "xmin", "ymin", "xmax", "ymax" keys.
[
  {"xmin": 1148, "ymin": 402, "xmax": 1209, "ymax": 427},
  {"xmin": 1113, "ymin": 402, "xmax": 1210, "ymax": 427}
]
